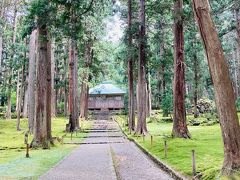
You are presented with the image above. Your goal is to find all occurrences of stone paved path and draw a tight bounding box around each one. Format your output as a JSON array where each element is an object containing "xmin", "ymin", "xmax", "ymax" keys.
[{"xmin": 40, "ymin": 114, "xmax": 173, "ymax": 180}]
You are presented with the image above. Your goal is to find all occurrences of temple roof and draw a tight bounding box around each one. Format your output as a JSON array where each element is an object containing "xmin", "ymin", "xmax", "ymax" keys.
[{"xmin": 89, "ymin": 82, "xmax": 125, "ymax": 95}]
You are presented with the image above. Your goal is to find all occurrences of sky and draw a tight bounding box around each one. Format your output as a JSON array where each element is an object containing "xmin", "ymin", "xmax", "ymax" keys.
[{"xmin": 103, "ymin": 1, "xmax": 125, "ymax": 44}]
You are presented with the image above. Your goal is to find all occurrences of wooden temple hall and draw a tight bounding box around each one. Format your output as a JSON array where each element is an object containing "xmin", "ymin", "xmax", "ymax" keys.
[{"xmin": 88, "ymin": 82, "xmax": 125, "ymax": 111}]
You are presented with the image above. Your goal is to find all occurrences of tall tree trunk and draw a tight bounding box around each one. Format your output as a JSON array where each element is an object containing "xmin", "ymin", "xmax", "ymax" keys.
[
  {"xmin": 23, "ymin": 39, "xmax": 28, "ymax": 118},
  {"xmin": 193, "ymin": 0, "xmax": 240, "ymax": 174},
  {"xmin": 16, "ymin": 70, "xmax": 20, "ymax": 112},
  {"xmin": 18, "ymin": 39, "xmax": 28, "ymax": 122},
  {"xmin": 46, "ymin": 34, "xmax": 52, "ymax": 141},
  {"xmin": 160, "ymin": 42, "xmax": 165, "ymax": 96},
  {"xmin": 136, "ymin": 0, "xmax": 147, "ymax": 135},
  {"xmin": 79, "ymin": 74, "xmax": 89, "ymax": 119},
  {"xmin": 146, "ymin": 73, "xmax": 152, "ymax": 117},
  {"xmin": 6, "ymin": 1, "xmax": 17, "ymax": 119},
  {"xmin": 127, "ymin": 0, "xmax": 135, "ymax": 131},
  {"xmin": 80, "ymin": 42, "xmax": 92, "ymax": 119},
  {"xmin": 23, "ymin": 85, "xmax": 28, "ymax": 118},
  {"xmin": 161, "ymin": 65, "xmax": 166, "ymax": 94},
  {"xmin": 28, "ymin": 30, "xmax": 37, "ymax": 133},
  {"xmin": 156, "ymin": 70, "xmax": 161, "ymax": 106},
  {"xmin": 64, "ymin": 44, "xmax": 68, "ymax": 117},
  {"xmin": 67, "ymin": 39, "xmax": 77, "ymax": 132},
  {"xmin": 51, "ymin": 40, "xmax": 56, "ymax": 116},
  {"xmin": 157, "ymin": 42, "xmax": 164, "ymax": 106},
  {"xmin": 85, "ymin": 86, "xmax": 89, "ymax": 117},
  {"xmin": 32, "ymin": 24, "xmax": 52, "ymax": 148},
  {"xmin": 74, "ymin": 47, "xmax": 79, "ymax": 129},
  {"xmin": 55, "ymin": 58, "xmax": 59, "ymax": 114},
  {"xmin": 17, "ymin": 65, "xmax": 25, "ymax": 131},
  {"xmin": 172, "ymin": 0, "xmax": 190, "ymax": 138},
  {"xmin": 193, "ymin": 52, "xmax": 199, "ymax": 118}
]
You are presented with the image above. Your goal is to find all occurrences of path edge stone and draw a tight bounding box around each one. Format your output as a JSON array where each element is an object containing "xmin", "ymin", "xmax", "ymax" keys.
[{"xmin": 113, "ymin": 116, "xmax": 189, "ymax": 180}]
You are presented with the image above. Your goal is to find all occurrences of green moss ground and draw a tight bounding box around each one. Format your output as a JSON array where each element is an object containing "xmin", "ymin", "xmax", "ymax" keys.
[
  {"xmin": 116, "ymin": 114, "xmax": 240, "ymax": 179},
  {"xmin": 0, "ymin": 117, "xmax": 92, "ymax": 179}
]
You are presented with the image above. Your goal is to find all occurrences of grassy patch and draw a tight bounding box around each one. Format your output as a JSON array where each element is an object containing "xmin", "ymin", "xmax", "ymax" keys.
[
  {"xmin": 0, "ymin": 117, "xmax": 92, "ymax": 179},
  {"xmin": 116, "ymin": 115, "xmax": 224, "ymax": 179}
]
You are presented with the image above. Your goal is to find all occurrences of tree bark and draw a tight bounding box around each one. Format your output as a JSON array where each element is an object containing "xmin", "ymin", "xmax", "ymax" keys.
[
  {"xmin": 22, "ymin": 39, "xmax": 29, "ymax": 119},
  {"xmin": 161, "ymin": 64, "xmax": 166, "ymax": 94},
  {"xmin": 74, "ymin": 47, "xmax": 79, "ymax": 129},
  {"xmin": 136, "ymin": 0, "xmax": 147, "ymax": 135},
  {"xmin": 16, "ymin": 70, "xmax": 20, "ymax": 112},
  {"xmin": 46, "ymin": 34, "xmax": 52, "ymax": 141},
  {"xmin": 67, "ymin": 39, "xmax": 77, "ymax": 132},
  {"xmin": 31, "ymin": 25, "xmax": 52, "ymax": 149},
  {"xmin": 17, "ymin": 65, "xmax": 25, "ymax": 131},
  {"xmin": 55, "ymin": 57, "xmax": 59, "ymax": 114},
  {"xmin": 172, "ymin": 0, "xmax": 190, "ymax": 138},
  {"xmin": 79, "ymin": 74, "xmax": 89, "ymax": 119},
  {"xmin": 157, "ymin": 42, "xmax": 165, "ymax": 106},
  {"xmin": 159, "ymin": 25, "xmax": 166, "ymax": 96},
  {"xmin": 80, "ymin": 42, "xmax": 92, "ymax": 119},
  {"xmin": 146, "ymin": 73, "xmax": 152, "ymax": 117},
  {"xmin": 23, "ymin": 80, "xmax": 28, "ymax": 118},
  {"xmin": 193, "ymin": 47, "xmax": 199, "ymax": 118},
  {"xmin": 28, "ymin": 30, "xmax": 37, "ymax": 133},
  {"xmin": 127, "ymin": 0, "xmax": 135, "ymax": 131},
  {"xmin": 51, "ymin": 40, "xmax": 56, "ymax": 117},
  {"xmin": 63, "ymin": 44, "xmax": 68, "ymax": 117},
  {"xmin": 192, "ymin": 0, "xmax": 240, "ymax": 174}
]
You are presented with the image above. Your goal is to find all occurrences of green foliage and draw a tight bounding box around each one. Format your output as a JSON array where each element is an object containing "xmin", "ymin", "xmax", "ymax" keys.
[
  {"xmin": 161, "ymin": 89, "xmax": 173, "ymax": 117},
  {"xmin": 236, "ymin": 97, "xmax": 240, "ymax": 112},
  {"xmin": 57, "ymin": 102, "xmax": 65, "ymax": 113}
]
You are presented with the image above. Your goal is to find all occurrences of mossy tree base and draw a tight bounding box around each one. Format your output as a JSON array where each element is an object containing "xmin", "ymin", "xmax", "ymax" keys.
[{"xmin": 30, "ymin": 138, "xmax": 51, "ymax": 149}]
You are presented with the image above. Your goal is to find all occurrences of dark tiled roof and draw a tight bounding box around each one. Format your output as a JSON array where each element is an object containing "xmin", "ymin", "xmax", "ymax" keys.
[{"xmin": 89, "ymin": 82, "xmax": 125, "ymax": 95}]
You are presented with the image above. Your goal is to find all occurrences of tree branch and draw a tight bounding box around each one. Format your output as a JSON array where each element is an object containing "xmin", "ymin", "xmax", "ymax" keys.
[{"xmin": 77, "ymin": 0, "xmax": 94, "ymax": 18}]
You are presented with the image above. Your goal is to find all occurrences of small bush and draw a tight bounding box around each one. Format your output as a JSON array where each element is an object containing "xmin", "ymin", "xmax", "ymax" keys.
[
  {"xmin": 0, "ymin": 106, "xmax": 5, "ymax": 113},
  {"xmin": 11, "ymin": 112, "xmax": 17, "ymax": 119},
  {"xmin": 197, "ymin": 98, "xmax": 216, "ymax": 113},
  {"xmin": 188, "ymin": 113, "xmax": 219, "ymax": 126},
  {"xmin": 188, "ymin": 119, "xmax": 201, "ymax": 126}
]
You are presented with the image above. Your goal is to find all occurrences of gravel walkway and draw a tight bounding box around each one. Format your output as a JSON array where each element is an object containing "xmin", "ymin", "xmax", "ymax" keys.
[{"xmin": 40, "ymin": 114, "xmax": 173, "ymax": 180}]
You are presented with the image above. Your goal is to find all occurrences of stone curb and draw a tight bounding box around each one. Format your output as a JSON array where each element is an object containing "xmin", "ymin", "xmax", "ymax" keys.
[{"xmin": 113, "ymin": 117, "xmax": 189, "ymax": 180}]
